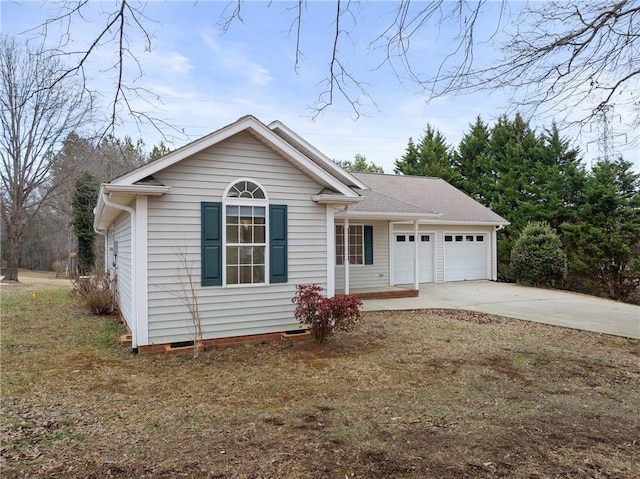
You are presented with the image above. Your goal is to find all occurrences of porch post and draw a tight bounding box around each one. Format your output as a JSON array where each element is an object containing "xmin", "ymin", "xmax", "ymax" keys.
[
  {"xmin": 413, "ymin": 220, "xmax": 419, "ymax": 291},
  {"xmin": 326, "ymin": 205, "xmax": 335, "ymax": 297},
  {"xmin": 344, "ymin": 218, "xmax": 349, "ymax": 295}
]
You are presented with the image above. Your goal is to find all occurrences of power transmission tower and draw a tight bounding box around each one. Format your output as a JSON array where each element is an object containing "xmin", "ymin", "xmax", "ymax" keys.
[
  {"xmin": 589, "ymin": 104, "xmax": 627, "ymax": 166},
  {"xmin": 596, "ymin": 104, "xmax": 614, "ymax": 162}
]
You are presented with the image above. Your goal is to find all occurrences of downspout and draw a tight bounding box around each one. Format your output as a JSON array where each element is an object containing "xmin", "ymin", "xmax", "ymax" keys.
[
  {"xmin": 101, "ymin": 192, "xmax": 139, "ymax": 354},
  {"xmin": 93, "ymin": 224, "xmax": 108, "ymax": 274}
]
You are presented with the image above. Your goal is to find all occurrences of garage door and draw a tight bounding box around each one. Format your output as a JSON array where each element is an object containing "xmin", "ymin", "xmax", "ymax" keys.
[
  {"xmin": 444, "ymin": 233, "xmax": 488, "ymax": 281},
  {"xmin": 393, "ymin": 234, "xmax": 433, "ymax": 285}
]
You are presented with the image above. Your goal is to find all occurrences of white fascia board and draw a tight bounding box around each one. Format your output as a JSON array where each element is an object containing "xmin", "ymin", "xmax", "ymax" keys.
[
  {"xmin": 311, "ymin": 195, "xmax": 364, "ymax": 204},
  {"xmin": 111, "ymin": 116, "xmax": 359, "ymax": 199},
  {"xmin": 268, "ymin": 120, "xmax": 370, "ymax": 190},
  {"xmin": 336, "ymin": 211, "xmax": 442, "ymax": 220},
  {"xmin": 110, "ymin": 117, "xmax": 260, "ymax": 185},
  {"xmin": 103, "ymin": 184, "xmax": 172, "ymax": 196},
  {"xmin": 396, "ymin": 219, "xmax": 510, "ymax": 226},
  {"xmin": 251, "ymin": 122, "xmax": 358, "ymax": 198},
  {"xmin": 94, "ymin": 183, "xmax": 171, "ymax": 231}
]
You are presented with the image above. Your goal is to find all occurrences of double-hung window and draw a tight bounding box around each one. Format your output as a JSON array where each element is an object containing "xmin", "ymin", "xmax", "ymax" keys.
[
  {"xmin": 225, "ymin": 204, "xmax": 266, "ymax": 284},
  {"xmin": 201, "ymin": 179, "xmax": 288, "ymax": 287},
  {"xmin": 225, "ymin": 181, "xmax": 267, "ymax": 285},
  {"xmin": 335, "ymin": 224, "xmax": 373, "ymax": 266}
]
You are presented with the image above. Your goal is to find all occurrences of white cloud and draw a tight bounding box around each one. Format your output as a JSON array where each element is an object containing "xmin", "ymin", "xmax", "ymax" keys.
[
  {"xmin": 201, "ymin": 30, "xmax": 273, "ymax": 86},
  {"xmin": 146, "ymin": 51, "xmax": 193, "ymax": 75}
]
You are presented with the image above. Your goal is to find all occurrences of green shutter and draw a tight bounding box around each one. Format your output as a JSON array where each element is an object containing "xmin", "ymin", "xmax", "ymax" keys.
[
  {"xmin": 364, "ymin": 225, "xmax": 374, "ymax": 265},
  {"xmin": 201, "ymin": 202, "xmax": 222, "ymax": 286},
  {"xmin": 269, "ymin": 204, "xmax": 288, "ymax": 283}
]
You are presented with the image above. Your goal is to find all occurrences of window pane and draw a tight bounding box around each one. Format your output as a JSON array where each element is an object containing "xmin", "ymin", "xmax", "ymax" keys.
[
  {"xmin": 455, "ymin": 235, "xmax": 463, "ymax": 242},
  {"xmin": 240, "ymin": 205, "xmax": 253, "ymax": 217},
  {"xmin": 226, "ymin": 265, "xmax": 238, "ymax": 284},
  {"xmin": 254, "ymin": 206, "xmax": 265, "ymax": 217},
  {"xmin": 254, "ymin": 225, "xmax": 265, "ymax": 243},
  {"xmin": 409, "ymin": 235, "xmax": 415, "ymax": 242},
  {"xmin": 227, "ymin": 246, "xmax": 238, "ymax": 265},
  {"xmin": 336, "ymin": 243, "xmax": 344, "ymax": 265},
  {"xmin": 227, "ymin": 205, "xmax": 239, "ymax": 217},
  {"xmin": 250, "ymin": 183, "xmax": 265, "ymax": 199},
  {"xmin": 254, "ymin": 246, "xmax": 265, "ymax": 265},
  {"xmin": 226, "ymin": 225, "xmax": 238, "ymax": 243},
  {"xmin": 421, "ymin": 235, "xmax": 430, "ymax": 242},
  {"xmin": 240, "ymin": 224, "xmax": 253, "ymax": 243},
  {"xmin": 239, "ymin": 266, "xmax": 252, "ymax": 284},
  {"xmin": 239, "ymin": 246, "xmax": 253, "ymax": 264},
  {"xmin": 253, "ymin": 265, "xmax": 265, "ymax": 283},
  {"xmin": 397, "ymin": 235, "xmax": 406, "ymax": 242},
  {"xmin": 477, "ymin": 235, "xmax": 484, "ymax": 242},
  {"xmin": 445, "ymin": 235, "xmax": 452, "ymax": 242},
  {"xmin": 466, "ymin": 235, "xmax": 474, "ymax": 241}
]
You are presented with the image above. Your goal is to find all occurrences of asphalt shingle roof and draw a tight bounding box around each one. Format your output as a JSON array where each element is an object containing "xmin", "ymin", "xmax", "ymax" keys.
[{"xmin": 351, "ymin": 172, "xmax": 508, "ymax": 224}]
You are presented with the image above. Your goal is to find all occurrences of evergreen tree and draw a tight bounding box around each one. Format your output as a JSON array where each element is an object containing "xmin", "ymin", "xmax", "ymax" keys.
[
  {"xmin": 148, "ymin": 141, "xmax": 172, "ymax": 161},
  {"xmin": 335, "ymin": 153, "xmax": 384, "ymax": 173},
  {"xmin": 454, "ymin": 116, "xmax": 494, "ymax": 203},
  {"xmin": 561, "ymin": 159, "xmax": 640, "ymax": 301},
  {"xmin": 529, "ymin": 123, "xmax": 586, "ymax": 229},
  {"xmin": 72, "ymin": 172, "xmax": 99, "ymax": 276},
  {"xmin": 394, "ymin": 125, "xmax": 461, "ymax": 185}
]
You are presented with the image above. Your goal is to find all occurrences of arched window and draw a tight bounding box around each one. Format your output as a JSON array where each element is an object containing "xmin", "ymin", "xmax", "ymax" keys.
[
  {"xmin": 202, "ymin": 180, "xmax": 286, "ymax": 287},
  {"xmin": 226, "ymin": 180, "xmax": 266, "ymax": 199},
  {"xmin": 224, "ymin": 180, "xmax": 267, "ymax": 285}
]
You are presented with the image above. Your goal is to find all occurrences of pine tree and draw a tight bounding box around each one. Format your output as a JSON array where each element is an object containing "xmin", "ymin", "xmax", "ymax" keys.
[
  {"xmin": 562, "ymin": 159, "xmax": 640, "ymax": 301},
  {"xmin": 454, "ymin": 116, "xmax": 493, "ymax": 203},
  {"xmin": 335, "ymin": 153, "xmax": 384, "ymax": 173},
  {"xmin": 394, "ymin": 125, "xmax": 461, "ymax": 185}
]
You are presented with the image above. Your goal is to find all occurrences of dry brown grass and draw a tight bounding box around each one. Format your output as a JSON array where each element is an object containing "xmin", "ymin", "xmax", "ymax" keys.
[{"xmin": 2, "ymin": 273, "xmax": 639, "ymax": 478}]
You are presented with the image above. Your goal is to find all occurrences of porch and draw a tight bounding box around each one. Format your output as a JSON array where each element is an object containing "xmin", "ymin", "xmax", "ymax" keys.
[{"xmin": 337, "ymin": 285, "xmax": 419, "ymax": 300}]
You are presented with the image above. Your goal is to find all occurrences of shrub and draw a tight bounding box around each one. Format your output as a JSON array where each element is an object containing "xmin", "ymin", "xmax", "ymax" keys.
[
  {"xmin": 510, "ymin": 221, "xmax": 567, "ymax": 287},
  {"xmin": 71, "ymin": 272, "xmax": 118, "ymax": 315},
  {"xmin": 292, "ymin": 284, "xmax": 363, "ymax": 343}
]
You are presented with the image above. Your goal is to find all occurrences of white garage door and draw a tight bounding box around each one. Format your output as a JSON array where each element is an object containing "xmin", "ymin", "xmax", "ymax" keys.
[
  {"xmin": 444, "ymin": 233, "xmax": 488, "ymax": 281},
  {"xmin": 393, "ymin": 234, "xmax": 433, "ymax": 285}
]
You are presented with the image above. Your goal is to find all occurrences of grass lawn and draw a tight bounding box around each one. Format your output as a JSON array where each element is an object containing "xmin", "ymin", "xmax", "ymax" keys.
[{"xmin": 1, "ymin": 272, "xmax": 639, "ymax": 478}]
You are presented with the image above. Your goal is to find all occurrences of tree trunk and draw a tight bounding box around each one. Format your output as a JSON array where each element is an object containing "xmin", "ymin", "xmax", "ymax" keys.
[{"xmin": 3, "ymin": 216, "xmax": 23, "ymax": 282}]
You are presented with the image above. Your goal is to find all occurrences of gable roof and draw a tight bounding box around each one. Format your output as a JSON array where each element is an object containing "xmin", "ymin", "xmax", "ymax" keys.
[
  {"xmin": 351, "ymin": 172, "xmax": 509, "ymax": 224},
  {"xmin": 268, "ymin": 120, "xmax": 368, "ymax": 190},
  {"xmin": 108, "ymin": 115, "xmax": 360, "ymax": 199}
]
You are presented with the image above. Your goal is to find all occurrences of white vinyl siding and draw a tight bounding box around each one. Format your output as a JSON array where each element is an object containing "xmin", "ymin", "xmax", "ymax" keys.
[
  {"xmin": 113, "ymin": 212, "xmax": 133, "ymax": 327},
  {"xmin": 146, "ymin": 131, "xmax": 327, "ymax": 344},
  {"xmin": 335, "ymin": 220, "xmax": 389, "ymax": 292}
]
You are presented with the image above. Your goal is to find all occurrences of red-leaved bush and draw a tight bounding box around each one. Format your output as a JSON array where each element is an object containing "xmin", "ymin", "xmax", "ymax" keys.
[{"xmin": 292, "ymin": 284, "xmax": 363, "ymax": 343}]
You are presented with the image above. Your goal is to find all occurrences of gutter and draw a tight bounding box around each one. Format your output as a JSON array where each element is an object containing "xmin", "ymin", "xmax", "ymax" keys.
[{"xmin": 100, "ymin": 192, "xmax": 139, "ymax": 354}]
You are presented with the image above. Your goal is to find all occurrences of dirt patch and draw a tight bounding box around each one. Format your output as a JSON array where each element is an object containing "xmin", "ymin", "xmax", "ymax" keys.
[{"xmin": 2, "ymin": 282, "xmax": 639, "ymax": 478}]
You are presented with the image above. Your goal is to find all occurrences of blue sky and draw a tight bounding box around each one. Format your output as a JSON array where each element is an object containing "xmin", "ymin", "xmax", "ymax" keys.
[{"xmin": 2, "ymin": 1, "xmax": 638, "ymax": 172}]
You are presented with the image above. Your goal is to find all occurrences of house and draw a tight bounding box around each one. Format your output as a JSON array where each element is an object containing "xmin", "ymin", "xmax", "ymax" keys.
[{"xmin": 94, "ymin": 115, "xmax": 508, "ymax": 352}]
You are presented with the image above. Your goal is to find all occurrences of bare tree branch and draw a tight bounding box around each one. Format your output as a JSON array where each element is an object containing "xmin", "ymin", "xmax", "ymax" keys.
[{"xmin": 1, "ymin": 36, "xmax": 93, "ymax": 281}]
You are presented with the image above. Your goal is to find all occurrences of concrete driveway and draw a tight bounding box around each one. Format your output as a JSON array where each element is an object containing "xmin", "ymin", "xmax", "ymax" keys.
[{"xmin": 362, "ymin": 281, "xmax": 640, "ymax": 339}]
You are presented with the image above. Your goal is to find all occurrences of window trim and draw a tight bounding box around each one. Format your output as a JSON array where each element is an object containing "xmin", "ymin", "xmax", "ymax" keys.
[
  {"xmin": 223, "ymin": 179, "xmax": 269, "ymax": 287},
  {"xmin": 336, "ymin": 223, "xmax": 365, "ymax": 266}
]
